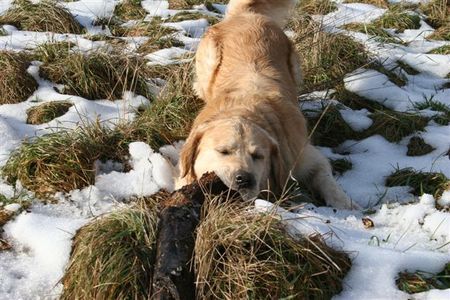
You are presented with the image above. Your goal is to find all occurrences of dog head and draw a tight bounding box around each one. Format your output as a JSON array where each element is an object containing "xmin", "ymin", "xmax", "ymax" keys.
[{"xmin": 179, "ymin": 117, "xmax": 283, "ymax": 199}]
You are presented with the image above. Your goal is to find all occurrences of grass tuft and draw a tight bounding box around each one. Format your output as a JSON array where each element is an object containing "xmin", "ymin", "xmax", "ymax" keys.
[
  {"xmin": 0, "ymin": 122, "xmax": 134, "ymax": 197},
  {"xmin": 306, "ymin": 105, "xmax": 358, "ymax": 147},
  {"xmin": 39, "ymin": 49, "xmax": 153, "ymax": 100},
  {"xmin": 26, "ymin": 101, "xmax": 72, "ymax": 125},
  {"xmin": 297, "ymin": 0, "xmax": 337, "ymax": 15},
  {"xmin": 0, "ymin": 51, "xmax": 38, "ymax": 104},
  {"xmin": 397, "ymin": 263, "xmax": 450, "ymax": 294},
  {"xmin": 33, "ymin": 41, "xmax": 74, "ymax": 63},
  {"xmin": 372, "ymin": 5, "xmax": 421, "ymax": 33},
  {"xmin": 195, "ymin": 201, "xmax": 351, "ymax": 299},
  {"xmin": 331, "ymin": 158, "xmax": 353, "ymax": 175},
  {"xmin": 428, "ymin": 45, "xmax": 450, "ymax": 54},
  {"xmin": 415, "ymin": 98, "xmax": 450, "ymax": 125},
  {"xmin": 1, "ymin": 62, "xmax": 201, "ymax": 196},
  {"xmin": 343, "ymin": 0, "xmax": 389, "ymax": 8},
  {"xmin": 385, "ymin": 167, "xmax": 449, "ymax": 198},
  {"xmin": 131, "ymin": 62, "xmax": 203, "ymax": 149},
  {"xmin": 289, "ymin": 17, "xmax": 370, "ymax": 93},
  {"xmin": 0, "ymin": 0, "xmax": 83, "ymax": 34},
  {"xmin": 61, "ymin": 198, "xmax": 160, "ymax": 299},
  {"xmin": 367, "ymin": 110, "xmax": 429, "ymax": 143},
  {"xmin": 420, "ymin": 0, "xmax": 449, "ymax": 29},
  {"xmin": 114, "ymin": 0, "xmax": 147, "ymax": 21},
  {"xmin": 342, "ymin": 22, "xmax": 404, "ymax": 44},
  {"xmin": 407, "ymin": 136, "xmax": 434, "ymax": 157}
]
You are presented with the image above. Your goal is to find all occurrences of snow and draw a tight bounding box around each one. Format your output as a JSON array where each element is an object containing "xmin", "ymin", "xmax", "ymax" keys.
[{"xmin": 0, "ymin": 0, "xmax": 449, "ymax": 299}]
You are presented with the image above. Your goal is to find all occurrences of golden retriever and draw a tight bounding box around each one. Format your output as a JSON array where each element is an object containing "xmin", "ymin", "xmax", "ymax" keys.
[{"xmin": 176, "ymin": 0, "xmax": 357, "ymax": 209}]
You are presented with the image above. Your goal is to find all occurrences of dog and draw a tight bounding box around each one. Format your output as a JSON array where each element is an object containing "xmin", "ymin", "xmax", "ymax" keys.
[{"xmin": 175, "ymin": 0, "xmax": 357, "ymax": 209}]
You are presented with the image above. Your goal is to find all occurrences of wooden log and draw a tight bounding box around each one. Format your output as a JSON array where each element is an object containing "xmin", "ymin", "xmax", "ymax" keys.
[{"xmin": 152, "ymin": 172, "xmax": 236, "ymax": 300}]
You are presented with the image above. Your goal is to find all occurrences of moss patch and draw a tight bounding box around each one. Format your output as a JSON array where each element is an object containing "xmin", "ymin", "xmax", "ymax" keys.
[
  {"xmin": 0, "ymin": 0, "xmax": 83, "ymax": 34},
  {"xmin": 0, "ymin": 51, "xmax": 38, "ymax": 104}
]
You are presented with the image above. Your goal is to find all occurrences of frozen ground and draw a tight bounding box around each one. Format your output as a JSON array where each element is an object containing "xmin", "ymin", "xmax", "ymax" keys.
[{"xmin": 0, "ymin": 0, "xmax": 449, "ymax": 299}]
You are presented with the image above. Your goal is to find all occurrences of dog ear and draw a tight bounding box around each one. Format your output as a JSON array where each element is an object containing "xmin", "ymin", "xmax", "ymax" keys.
[{"xmin": 179, "ymin": 127, "xmax": 204, "ymax": 182}]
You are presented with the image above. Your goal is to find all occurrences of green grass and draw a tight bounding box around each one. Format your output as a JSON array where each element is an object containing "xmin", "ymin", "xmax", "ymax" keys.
[
  {"xmin": 61, "ymin": 198, "xmax": 160, "ymax": 299},
  {"xmin": 343, "ymin": 0, "xmax": 388, "ymax": 8},
  {"xmin": 428, "ymin": 45, "xmax": 450, "ymax": 55},
  {"xmin": 0, "ymin": 0, "xmax": 83, "ymax": 34},
  {"xmin": 371, "ymin": 63, "xmax": 407, "ymax": 87},
  {"xmin": 367, "ymin": 110, "xmax": 429, "ymax": 143},
  {"xmin": 372, "ymin": 6, "xmax": 421, "ymax": 33},
  {"xmin": 342, "ymin": 23, "xmax": 404, "ymax": 44},
  {"xmin": 415, "ymin": 98, "xmax": 450, "ymax": 126},
  {"xmin": 39, "ymin": 49, "xmax": 153, "ymax": 100},
  {"xmin": 0, "ymin": 27, "xmax": 6, "ymax": 36},
  {"xmin": 306, "ymin": 105, "xmax": 358, "ymax": 148},
  {"xmin": 26, "ymin": 101, "xmax": 72, "ymax": 125},
  {"xmin": 114, "ymin": 0, "xmax": 147, "ymax": 21},
  {"xmin": 385, "ymin": 167, "xmax": 449, "ymax": 198},
  {"xmin": 397, "ymin": 263, "xmax": 450, "ymax": 294},
  {"xmin": 305, "ymin": 102, "xmax": 428, "ymax": 147},
  {"xmin": 1, "ymin": 63, "xmax": 201, "ymax": 197},
  {"xmin": 289, "ymin": 18, "xmax": 370, "ymax": 93},
  {"xmin": 131, "ymin": 63, "xmax": 203, "ymax": 149},
  {"xmin": 33, "ymin": 41, "xmax": 74, "ymax": 63},
  {"xmin": 407, "ymin": 136, "xmax": 434, "ymax": 156},
  {"xmin": 0, "ymin": 51, "xmax": 38, "ymax": 104},
  {"xmin": 1, "ymin": 122, "xmax": 134, "ymax": 197}
]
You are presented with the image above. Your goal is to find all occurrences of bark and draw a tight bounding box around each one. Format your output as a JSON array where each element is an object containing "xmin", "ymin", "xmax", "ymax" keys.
[{"xmin": 152, "ymin": 173, "xmax": 234, "ymax": 300}]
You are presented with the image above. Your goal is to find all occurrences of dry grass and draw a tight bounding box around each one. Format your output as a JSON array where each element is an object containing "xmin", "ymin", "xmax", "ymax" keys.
[
  {"xmin": 131, "ymin": 62, "xmax": 203, "ymax": 149},
  {"xmin": 0, "ymin": 0, "xmax": 83, "ymax": 34},
  {"xmin": 372, "ymin": 5, "xmax": 421, "ymax": 33},
  {"xmin": 39, "ymin": 49, "xmax": 153, "ymax": 100},
  {"xmin": 428, "ymin": 44, "xmax": 450, "ymax": 54},
  {"xmin": 397, "ymin": 263, "xmax": 450, "ymax": 294},
  {"xmin": 385, "ymin": 167, "xmax": 449, "ymax": 198},
  {"xmin": 168, "ymin": 0, "xmax": 229, "ymax": 9},
  {"xmin": 289, "ymin": 17, "xmax": 370, "ymax": 93},
  {"xmin": 0, "ymin": 51, "xmax": 38, "ymax": 104},
  {"xmin": 61, "ymin": 197, "xmax": 160, "ymax": 299},
  {"xmin": 1, "ymin": 122, "xmax": 134, "ymax": 197},
  {"xmin": 342, "ymin": 22, "xmax": 404, "ymax": 44},
  {"xmin": 297, "ymin": 0, "xmax": 338, "ymax": 15},
  {"xmin": 420, "ymin": 0, "xmax": 449, "ymax": 29},
  {"xmin": 26, "ymin": 101, "xmax": 72, "ymax": 125},
  {"xmin": 114, "ymin": 0, "xmax": 147, "ymax": 21},
  {"xmin": 195, "ymin": 201, "xmax": 351, "ymax": 299},
  {"xmin": 1, "ymin": 62, "xmax": 201, "ymax": 197},
  {"xmin": 33, "ymin": 41, "xmax": 74, "ymax": 63},
  {"xmin": 343, "ymin": 0, "xmax": 389, "ymax": 8}
]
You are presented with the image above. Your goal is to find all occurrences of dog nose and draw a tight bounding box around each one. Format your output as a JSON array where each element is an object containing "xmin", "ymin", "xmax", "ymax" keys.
[{"xmin": 235, "ymin": 171, "xmax": 255, "ymax": 189}]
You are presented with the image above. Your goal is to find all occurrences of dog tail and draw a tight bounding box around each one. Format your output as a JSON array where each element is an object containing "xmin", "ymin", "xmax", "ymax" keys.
[{"xmin": 225, "ymin": 0, "xmax": 297, "ymax": 27}]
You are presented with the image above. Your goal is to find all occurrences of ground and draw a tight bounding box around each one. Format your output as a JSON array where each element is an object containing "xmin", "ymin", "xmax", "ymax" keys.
[{"xmin": 0, "ymin": 0, "xmax": 449, "ymax": 299}]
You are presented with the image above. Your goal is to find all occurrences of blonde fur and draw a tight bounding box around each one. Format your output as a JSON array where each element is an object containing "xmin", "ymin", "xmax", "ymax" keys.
[{"xmin": 177, "ymin": 0, "xmax": 357, "ymax": 209}]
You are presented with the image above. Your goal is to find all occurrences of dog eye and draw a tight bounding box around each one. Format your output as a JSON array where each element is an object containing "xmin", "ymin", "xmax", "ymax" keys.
[
  {"xmin": 251, "ymin": 153, "xmax": 264, "ymax": 160},
  {"xmin": 218, "ymin": 149, "xmax": 231, "ymax": 155}
]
